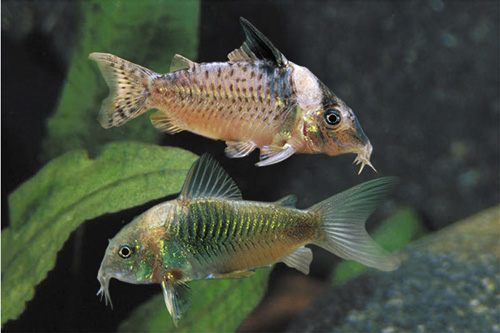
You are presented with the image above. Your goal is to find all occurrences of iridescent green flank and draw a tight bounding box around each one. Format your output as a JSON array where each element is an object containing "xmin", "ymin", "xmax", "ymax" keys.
[{"xmin": 97, "ymin": 154, "xmax": 400, "ymax": 326}]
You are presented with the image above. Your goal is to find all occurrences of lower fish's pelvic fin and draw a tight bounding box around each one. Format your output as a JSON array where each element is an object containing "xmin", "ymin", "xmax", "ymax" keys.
[
  {"xmin": 161, "ymin": 280, "xmax": 192, "ymax": 327},
  {"xmin": 310, "ymin": 177, "xmax": 400, "ymax": 271},
  {"xmin": 89, "ymin": 52, "xmax": 158, "ymax": 128},
  {"xmin": 208, "ymin": 270, "xmax": 256, "ymax": 279}
]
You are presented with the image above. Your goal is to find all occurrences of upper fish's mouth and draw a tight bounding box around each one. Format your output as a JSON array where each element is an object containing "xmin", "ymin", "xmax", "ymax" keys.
[
  {"xmin": 353, "ymin": 142, "xmax": 376, "ymax": 175},
  {"xmin": 97, "ymin": 273, "xmax": 113, "ymax": 309}
]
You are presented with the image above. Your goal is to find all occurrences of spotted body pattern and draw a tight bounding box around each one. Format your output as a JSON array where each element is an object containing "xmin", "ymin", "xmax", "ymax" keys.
[
  {"xmin": 97, "ymin": 155, "xmax": 399, "ymax": 326},
  {"xmin": 90, "ymin": 18, "xmax": 375, "ymax": 171}
]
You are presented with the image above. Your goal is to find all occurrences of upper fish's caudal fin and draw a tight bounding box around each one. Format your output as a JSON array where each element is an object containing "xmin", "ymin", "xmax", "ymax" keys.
[
  {"xmin": 310, "ymin": 177, "xmax": 401, "ymax": 271},
  {"xmin": 89, "ymin": 53, "xmax": 159, "ymax": 128}
]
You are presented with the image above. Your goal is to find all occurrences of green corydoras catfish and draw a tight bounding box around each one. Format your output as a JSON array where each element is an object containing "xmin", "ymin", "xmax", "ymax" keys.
[{"xmin": 97, "ymin": 155, "xmax": 400, "ymax": 326}]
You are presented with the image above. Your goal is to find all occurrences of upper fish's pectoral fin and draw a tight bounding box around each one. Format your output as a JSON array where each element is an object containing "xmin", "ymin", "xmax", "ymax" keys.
[
  {"xmin": 208, "ymin": 270, "xmax": 256, "ymax": 279},
  {"xmin": 179, "ymin": 154, "xmax": 243, "ymax": 201},
  {"xmin": 228, "ymin": 17, "xmax": 288, "ymax": 68},
  {"xmin": 273, "ymin": 194, "xmax": 297, "ymax": 208},
  {"xmin": 280, "ymin": 246, "xmax": 313, "ymax": 275},
  {"xmin": 225, "ymin": 141, "xmax": 257, "ymax": 158},
  {"xmin": 256, "ymin": 143, "xmax": 296, "ymax": 166},
  {"xmin": 170, "ymin": 54, "xmax": 195, "ymax": 72},
  {"xmin": 161, "ymin": 280, "xmax": 192, "ymax": 327},
  {"xmin": 150, "ymin": 111, "xmax": 184, "ymax": 134}
]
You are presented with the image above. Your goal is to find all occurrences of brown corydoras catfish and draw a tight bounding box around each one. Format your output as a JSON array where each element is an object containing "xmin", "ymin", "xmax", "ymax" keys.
[{"xmin": 89, "ymin": 18, "xmax": 375, "ymax": 172}]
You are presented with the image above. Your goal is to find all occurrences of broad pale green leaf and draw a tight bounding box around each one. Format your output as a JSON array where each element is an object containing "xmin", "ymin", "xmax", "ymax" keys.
[
  {"xmin": 119, "ymin": 268, "xmax": 271, "ymax": 332},
  {"xmin": 42, "ymin": 0, "xmax": 200, "ymax": 161},
  {"xmin": 331, "ymin": 207, "xmax": 426, "ymax": 285},
  {"xmin": 1, "ymin": 142, "xmax": 198, "ymax": 325}
]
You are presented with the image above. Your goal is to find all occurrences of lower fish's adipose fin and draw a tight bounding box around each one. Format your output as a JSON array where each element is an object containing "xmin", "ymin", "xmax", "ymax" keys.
[
  {"xmin": 161, "ymin": 280, "xmax": 192, "ymax": 327},
  {"xmin": 280, "ymin": 246, "xmax": 313, "ymax": 275},
  {"xmin": 225, "ymin": 141, "xmax": 257, "ymax": 158},
  {"xmin": 310, "ymin": 177, "xmax": 401, "ymax": 271},
  {"xmin": 89, "ymin": 52, "xmax": 159, "ymax": 128},
  {"xmin": 150, "ymin": 111, "xmax": 184, "ymax": 134},
  {"xmin": 257, "ymin": 143, "xmax": 296, "ymax": 166}
]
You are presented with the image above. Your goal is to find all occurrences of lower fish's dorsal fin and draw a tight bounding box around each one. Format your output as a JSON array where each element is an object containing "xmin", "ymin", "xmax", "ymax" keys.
[
  {"xmin": 280, "ymin": 246, "xmax": 313, "ymax": 275},
  {"xmin": 161, "ymin": 280, "xmax": 192, "ymax": 327},
  {"xmin": 179, "ymin": 154, "xmax": 242, "ymax": 201},
  {"xmin": 170, "ymin": 54, "xmax": 195, "ymax": 72},
  {"xmin": 225, "ymin": 141, "xmax": 257, "ymax": 158},
  {"xmin": 150, "ymin": 111, "xmax": 184, "ymax": 134},
  {"xmin": 273, "ymin": 194, "xmax": 297, "ymax": 207},
  {"xmin": 208, "ymin": 270, "xmax": 256, "ymax": 279}
]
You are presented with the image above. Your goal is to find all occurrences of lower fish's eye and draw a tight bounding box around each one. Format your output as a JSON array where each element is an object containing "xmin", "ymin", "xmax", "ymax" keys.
[
  {"xmin": 118, "ymin": 245, "xmax": 133, "ymax": 259},
  {"xmin": 323, "ymin": 109, "xmax": 342, "ymax": 127}
]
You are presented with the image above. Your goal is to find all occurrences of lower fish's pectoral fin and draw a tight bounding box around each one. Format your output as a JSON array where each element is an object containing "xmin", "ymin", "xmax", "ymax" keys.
[
  {"xmin": 150, "ymin": 111, "xmax": 184, "ymax": 134},
  {"xmin": 161, "ymin": 280, "xmax": 192, "ymax": 327},
  {"xmin": 208, "ymin": 270, "xmax": 256, "ymax": 279},
  {"xmin": 225, "ymin": 141, "xmax": 257, "ymax": 158},
  {"xmin": 280, "ymin": 246, "xmax": 313, "ymax": 275},
  {"xmin": 256, "ymin": 143, "xmax": 296, "ymax": 166}
]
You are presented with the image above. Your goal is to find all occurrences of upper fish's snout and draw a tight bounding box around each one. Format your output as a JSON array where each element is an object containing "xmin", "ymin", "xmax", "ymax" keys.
[
  {"xmin": 350, "ymin": 117, "xmax": 376, "ymax": 174},
  {"xmin": 97, "ymin": 261, "xmax": 114, "ymax": 308}
]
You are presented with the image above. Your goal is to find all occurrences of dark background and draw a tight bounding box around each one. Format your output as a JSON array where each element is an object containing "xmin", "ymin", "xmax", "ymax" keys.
[{"xmin": 2, "ymin": 0, "xmax": 499, "ymax": 331}]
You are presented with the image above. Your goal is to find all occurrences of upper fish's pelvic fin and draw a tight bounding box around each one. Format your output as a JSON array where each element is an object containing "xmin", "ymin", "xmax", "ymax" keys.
[
  {"xmin": 170, "ymin": 54, "xmax": 195, "ymax": 72},
  {"xmin": 228, "ymin": 17, "xmax": 288, "ymax": 68},
  {"xmin": 179, "ymin": 154, "xmax": 242, "ymax": 202},
  {"xmin": 225, "ymin": 141, "xmax": 258, "ymax": 158},
  {"xmin": 161, "ymin": 280, "xmax": 192, "ymax": 327},
  {"xmin": 280, "ymin": 246, "xmax": 313, "ymax": 275},
  {"xmin": 89, "ymin": 53, "xmax": 158, "ymax": 128},
  {"xmin": 256, "ymin": 143, "xmax": 296, "ymax": 167},
  {"xmin": 310, "ymin": 177, "xmax": 401, "ymax": 271}
]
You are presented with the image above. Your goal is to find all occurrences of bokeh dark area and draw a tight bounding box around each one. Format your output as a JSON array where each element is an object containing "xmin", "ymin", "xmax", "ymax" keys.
[{"xmin": 2, "ymin": 0, "xmax": 499, "ymax": 331}]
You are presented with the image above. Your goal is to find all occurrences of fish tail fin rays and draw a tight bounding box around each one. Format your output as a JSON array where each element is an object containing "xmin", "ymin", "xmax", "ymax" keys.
[
  {"xmin": 161, "ymin": 280, "xmax": 192, "ymax": 327},
  {"xmin": 310, "ymin": 177, "xmax": 401, "ymax": 271},
  {"xmin": 89, "ymin": 53, "xmax": 159, "ymax": 128}
]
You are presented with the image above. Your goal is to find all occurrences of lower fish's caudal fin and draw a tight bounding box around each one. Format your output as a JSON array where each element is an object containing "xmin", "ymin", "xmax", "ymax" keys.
[
  {"xmin": 89, "ymin": 53, "xmax": 159, "ymax": 128},
  {"xmin": 310, "ymin": 177, "xmax": 401, "ymax": 271}
]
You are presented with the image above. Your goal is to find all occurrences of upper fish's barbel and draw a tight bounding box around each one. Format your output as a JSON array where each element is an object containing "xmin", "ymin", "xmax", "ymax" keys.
[
  {"xmin": 97, "ymin": 154, "xmax": 399, "ymax": 326},
  {"xmin": 89, "ymin": 18, "xmax": 375, "ymax": 172}
]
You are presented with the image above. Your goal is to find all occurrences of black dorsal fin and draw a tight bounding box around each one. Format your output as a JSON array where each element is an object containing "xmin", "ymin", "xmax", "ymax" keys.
[{"xmin": 228, "ymin": 17, "xmax": 288, "ymax": 67}]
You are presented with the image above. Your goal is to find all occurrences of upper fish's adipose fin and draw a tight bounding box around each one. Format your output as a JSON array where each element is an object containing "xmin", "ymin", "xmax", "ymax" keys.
[
  {"xmin": 280, "ymin": 246, "xmax": 313, "ymax": 275},
  {"xmin": 310, "ymin": 177, "xmax": 401, "ymax": 271},
  {"xmin": 228, "ymin": 17, "xmax": 287, "ymax": 68},
  {"xmin": 179, "ymin": 154, "xmax": 242, "ymax": 202},
  {"xmin": 170, "ymin": 54, "xmax": 195, "ymax": 72},
  {"xmin": 161, "ymin": 280, "xmax": 192, "ymax": 327},
  {"xmin": 273, "ymin": 194, "xmax": 297, "ymax": 208},
  {"xmin": 225, "ymin": 141, "xmax": 257, "ymax": 158}
]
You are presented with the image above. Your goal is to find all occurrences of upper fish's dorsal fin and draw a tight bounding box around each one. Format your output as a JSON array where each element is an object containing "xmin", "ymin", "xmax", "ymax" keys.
[
  {"xmin": 274, "ymin": 194, "xmax": 297, "ymax": 207},
  {"xmin": 228, "ymin": 17, "xmax": 288, "ymax": 67},
  {"xmin": 179, "ymin": 154, "xmax": 242, "ymax": 201},
  {"xmin": 170, "ymin": 54, "xmax": 195, "ymax": 72}
]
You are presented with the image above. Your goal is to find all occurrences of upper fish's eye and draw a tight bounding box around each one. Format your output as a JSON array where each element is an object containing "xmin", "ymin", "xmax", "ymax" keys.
[
  {"xmin": 323, "ymin": 109, "xmax": 342, "ymax": 127},
  {"xmin": 118, "ymin": 245, "xmax": 133, "ymax": 259}
]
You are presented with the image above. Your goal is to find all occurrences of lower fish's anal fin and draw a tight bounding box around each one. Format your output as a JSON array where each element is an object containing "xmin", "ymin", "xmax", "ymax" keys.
[
  {"xmin": 280, "ymin": 246, "xmax": 313, "ymax": 275},
  {"xmin": 208, "ymin": 269, "xmax": 256, "ymax": 279},
  {"xmin": 161, "ymin": 280, "xmax": 192, "ymax": 327}
]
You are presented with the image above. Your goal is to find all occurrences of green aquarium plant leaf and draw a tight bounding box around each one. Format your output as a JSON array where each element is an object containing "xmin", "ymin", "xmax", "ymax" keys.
[
  {"xmin": 331, "ymin": 207, "xmax": 426, "ymax": 285},
  {"xmin": 119, "ymin": 268, "xmax": 271, "ymax": 332},
  {"xmin": 1, "ymin": 142, "xmax": 198, "ymax": 326},
  {"xmin": 42, "ymin": 0, "xmax": 200, "ymax": 161}
]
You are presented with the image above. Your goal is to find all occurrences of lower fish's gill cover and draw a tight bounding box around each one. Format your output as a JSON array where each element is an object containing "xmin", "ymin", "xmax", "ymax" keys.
[{"xmin": 97, "ymin": 154, "xmax": 400, "ymax": 326}]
